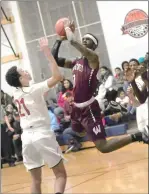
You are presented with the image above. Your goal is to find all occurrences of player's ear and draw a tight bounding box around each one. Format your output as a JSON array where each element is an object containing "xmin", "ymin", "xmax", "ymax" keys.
[{"xmin": 93, "ymin": 44, "xmax": 97, "ymax": 50}]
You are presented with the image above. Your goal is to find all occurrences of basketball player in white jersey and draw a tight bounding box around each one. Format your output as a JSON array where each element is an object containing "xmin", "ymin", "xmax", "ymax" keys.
[{"xmin": 5, "ymin": 38, "xmax": 66, "ymax": 194}]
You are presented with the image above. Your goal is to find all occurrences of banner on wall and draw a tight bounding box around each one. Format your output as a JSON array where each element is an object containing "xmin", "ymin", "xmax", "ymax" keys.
[{"xmin": 121, "ymin": 9, "xmax": 148, "ymax": 38}]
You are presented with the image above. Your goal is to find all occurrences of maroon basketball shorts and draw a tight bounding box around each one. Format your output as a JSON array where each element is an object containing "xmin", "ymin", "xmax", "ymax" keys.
[{"xmin": 71, "ymin": 99, "xmax": 106, "ymax": 142}]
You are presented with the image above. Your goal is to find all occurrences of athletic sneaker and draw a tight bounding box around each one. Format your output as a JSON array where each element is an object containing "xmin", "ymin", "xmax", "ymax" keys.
[{"xmin": 132, "ymin": 126, "xmax": 149, "ymax": 144}]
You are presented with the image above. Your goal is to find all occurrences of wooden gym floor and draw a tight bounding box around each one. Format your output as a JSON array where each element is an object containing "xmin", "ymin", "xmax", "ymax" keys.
[{"xmin": 2, "ymin": 142, "xmax": 148, "ymax": 194}]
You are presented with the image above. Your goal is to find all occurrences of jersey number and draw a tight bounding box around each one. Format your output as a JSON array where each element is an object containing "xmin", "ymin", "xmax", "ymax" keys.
[{"xmin": 15, "ymin": 98, "xmax": 30, "ymax": 117}]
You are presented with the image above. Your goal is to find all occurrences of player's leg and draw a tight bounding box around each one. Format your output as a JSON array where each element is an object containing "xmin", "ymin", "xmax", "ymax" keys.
[
  {"xmin": 30, "ymin": 167, "xmax": 42, "ymax": 194},
  {"xmin": 94, "ymin": 126, "xmax": 148, "ymax": 153},
  {"xmin": 35, "ymin": 131, "xmax": 67, "ymax": 194},
  {"xmin": 52, "ymin": 160, "xmax": 67, "ymax": 194},
  {"xmin": 21, "ymin": 132, "xmax": 44, "ymax": 194},
  {"xmin": 82, "ymin": 100, "xmax": 149, "ymax": 153}
]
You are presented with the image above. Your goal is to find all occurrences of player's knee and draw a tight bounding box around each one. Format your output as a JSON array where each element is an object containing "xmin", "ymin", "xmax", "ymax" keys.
[
  {"xmin": 94, "ymin": 140, "xmax": 109, "ymax": 153},
  {"xmin": 32, "ymin": 176, "xmax": 42, "ymax": 186},
  {"xmin": 96, "ymin": 146, "xmax": 109, "ymax": 153},
  {"xmin": 53, "ymin": 161, "xmax": 67, "ymax": 180}
]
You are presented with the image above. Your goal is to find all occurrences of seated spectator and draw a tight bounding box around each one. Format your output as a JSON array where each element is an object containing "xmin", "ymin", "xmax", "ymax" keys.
[
  {"xmin": 47, "ymin": 105, "xmax": 61, "ymax": 132},
  {"xmin": 114, "ymin": 67, "xmax": 124, "ymax": 88},
  {"xmin": 125, "ymin": 67, "xmax": 148, "ymax": 133},
  {"xmin": 121, "ymin": 61, "xmax": 130, "ymax": 94},
  {"xmin": 97, "ymin": 66, "xmax": 118, "ymax": 103},
  {"xmin": 12, "ymin": 112, "xmax": 23, "ymax": 162},
  {"xmin": 57, "ymin": 79, "xmax": 73, "ymax": 108},
  {"xmin": 1, "ymin": 106, "xmax": 16, "ymax": 168},
  {"xmin": 63, "ymin": 92, "xmax": 82, "ymax": 152},
  {"xmin": 116, "ymin": 88, "xmax": 136, "ymax": 116},
  {"xmin": 1, "ymin": 90, "xmax": 12, "ymax": 108},
  {"xmin": 54, "ymin": 79, "xmax": 73, "ymax": 119},
  {"xmin": 121, "ymin": 61, "xmax": 129, "ymax": 71}
]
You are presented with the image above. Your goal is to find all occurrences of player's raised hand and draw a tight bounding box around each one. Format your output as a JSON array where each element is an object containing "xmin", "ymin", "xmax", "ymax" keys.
[
  {"xmin": 39, "ymin": 37, "xmax": 49, "ymax": 51},
  {"xmin": 39, "ymin": 37, "xmax": 52, "ymax": 59}
]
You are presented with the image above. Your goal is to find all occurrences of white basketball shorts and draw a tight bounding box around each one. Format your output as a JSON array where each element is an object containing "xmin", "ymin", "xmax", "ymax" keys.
[{"xmin": 21, "ymin": 129, "xmax": 63, "ymax": 171}]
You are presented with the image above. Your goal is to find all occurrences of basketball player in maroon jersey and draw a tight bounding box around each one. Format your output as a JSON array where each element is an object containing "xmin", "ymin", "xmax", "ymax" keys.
[{"xmin": 51, "ymin": 20, "xmax": 148, "ymax": 152}]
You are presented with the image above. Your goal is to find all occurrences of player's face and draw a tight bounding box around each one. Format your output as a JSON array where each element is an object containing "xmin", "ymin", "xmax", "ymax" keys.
[
  {"xmin": 82, "ymin": 37, "xmax": 94, "ymax": 50},
  {"xmin": 123, "ymin": 63, "xmax": 129, "ymax": 71},
  {"xmin": 129, "ymin": 61, "xmax": 138, "ymax": 71},
  {"xmin": 63, "ymin": 80, "xmax": 70, "ymax": 89},
  {"xmin": 17, "ymin": 68, "xmax": 32, "ymax": 86}
]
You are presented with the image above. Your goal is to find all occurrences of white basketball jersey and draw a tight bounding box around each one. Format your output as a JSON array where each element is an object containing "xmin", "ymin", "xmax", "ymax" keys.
[{"xmin": 13, "ymin": 80, "xmax": 51, "ymax": 131}]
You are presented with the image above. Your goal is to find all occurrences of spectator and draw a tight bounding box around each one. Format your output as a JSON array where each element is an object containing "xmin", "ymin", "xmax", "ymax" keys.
[
  {"xmin": 116, "ymin": 88, "xmax": 136, "ymax": 116},
  {"xmin": 125, "ymin": 68, "xmax": 148, "ymax": 133},
  {"xmin": 57, "ymin": 79, "xmax": 73, "ymax": 108},
  {"xmin": 98, "ymin": 66, "xmax": 118, "ymax": 102},
  {"xmin": 138, "ymin": 57, "xmax": 145, "ymax": 66},
  {"xmin": 144, "ymin": 52, "xmax": 148, "ymax": 69},
  {"xmin": 54, "ymin": 79, "xmax": 73, "ymax": 119},
  {"xmin": 129, "ymin": 58, "xmax": 145, "ymax": 89},
  {"xmin": 1, "ymin": 106, "xmax": 16, "ymax": 168},
  {"xmin": 114, "ymin": 67, "xmax": 124, "ymax": 88},
  {"xmin": 121, "ymin": 61, "xmax": 130, "ymax": 94},
  {"xmin": 116, "ymin": 89, "xmax": 129, "ymax": 106},
  {"xmin": 47, "ymin": 106, "xmax": 60, "ymax": 132},
  {"xmin": 1, "ymin": 90, "xmax": 12, "ymax": 108},
  {"xmin": 12, "ymin": 112, "xmax": 23, "ymax": 162},
  {"xmin": 63, "ymin": 92, "xmax": 82, "ymax": 152}
]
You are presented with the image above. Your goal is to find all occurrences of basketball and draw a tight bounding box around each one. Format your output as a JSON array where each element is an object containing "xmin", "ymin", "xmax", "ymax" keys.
[{"xmin": 55, "ymin": 17, "xmax": 75, "ymax": 36}]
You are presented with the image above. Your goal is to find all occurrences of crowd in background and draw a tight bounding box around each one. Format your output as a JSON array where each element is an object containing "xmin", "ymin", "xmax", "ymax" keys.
[{"xmin": 1, "ymin": 51, "xmax": 148, "ymax": 168}]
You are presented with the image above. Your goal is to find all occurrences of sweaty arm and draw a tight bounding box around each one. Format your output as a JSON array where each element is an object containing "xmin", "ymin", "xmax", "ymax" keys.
[
  {"xmin": 65, "ymin": 27, "xmax": 99, "ymax": 69},
  {"xmin": 130, "ymin": 80, "xmax": 148, "ymax": 104},
  {"xmin": 51, "ymin": 39, "xmax": 72, "ymax": 69}
]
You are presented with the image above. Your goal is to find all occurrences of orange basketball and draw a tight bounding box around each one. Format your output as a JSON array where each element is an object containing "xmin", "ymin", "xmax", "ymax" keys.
[{"xmin": 55, "ymin": 17, "xmax": 75, "ymax": 36}]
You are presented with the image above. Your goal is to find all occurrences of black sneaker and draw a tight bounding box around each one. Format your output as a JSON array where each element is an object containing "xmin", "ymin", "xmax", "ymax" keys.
[
  {"xmin": 16, "ymin": 156, "xmax": 23, "ymax": 162},
  {"xmin": 132, "ymin": 126, "xmax": 149, "ymax": 144},
  {"xmin": 9, "ymin": 162, "xmax": 16, "ymax": 167}
]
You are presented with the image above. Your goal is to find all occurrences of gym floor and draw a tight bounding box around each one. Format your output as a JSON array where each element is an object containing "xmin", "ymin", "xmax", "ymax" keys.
[{"xmin": 2, "ymin": 142, "xmax": 148, "ymax": 193}]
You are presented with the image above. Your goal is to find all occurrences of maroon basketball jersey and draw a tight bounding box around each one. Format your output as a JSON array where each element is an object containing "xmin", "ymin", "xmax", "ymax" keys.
[{"xmin": 72, "ymin": 57, "xmax": 99, "ymax": 103}]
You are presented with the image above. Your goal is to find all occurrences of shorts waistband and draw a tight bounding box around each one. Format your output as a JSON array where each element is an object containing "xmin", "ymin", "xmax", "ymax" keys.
[{"xmin": 74, "ymin": 96, "xmax": 95, "ymax": 108}]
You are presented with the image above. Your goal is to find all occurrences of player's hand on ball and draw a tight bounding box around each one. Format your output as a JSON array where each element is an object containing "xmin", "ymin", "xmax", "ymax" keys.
[
  {"xmin": 39, "ymin": 37, "xmax": 49, "ymax": 51},
  {"xmin": 58, "ymin": 36, "xmax": 67, "ymax": 41},
  {"xmin": 63, "ymin": 19, "xmax": 75, "ymax": 32},
  {"xmin": 70, "ymin": 21, "xmax": 75, "ymax": 32}
]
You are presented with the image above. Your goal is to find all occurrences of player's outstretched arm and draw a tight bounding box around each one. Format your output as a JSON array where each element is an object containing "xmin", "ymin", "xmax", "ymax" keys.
[
  {"xmin": 39, "ymin": 37, "xmax": 63, "ymax": 88},
  {"xmin": 64, "ymin": 21, "xmax": 99, "ymax": 69},
  {"xmin": 51, "ymin": 37, "xmax": 73, "ymax": 69}
]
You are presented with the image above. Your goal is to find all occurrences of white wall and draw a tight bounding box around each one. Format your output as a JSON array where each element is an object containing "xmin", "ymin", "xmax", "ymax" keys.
[
  {"xmin": 1, "ymin": 1, "xmax": 33, "ymax": 96},
  {"xmin": 97, "ymin": 1, "xmax": 148, "ymax": 70}
]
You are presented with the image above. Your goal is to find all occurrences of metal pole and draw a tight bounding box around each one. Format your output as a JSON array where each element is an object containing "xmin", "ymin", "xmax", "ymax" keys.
[
  {"xmin": 1, "ymin": 25, "xmax": 18, "ymax": 57},
  {"xmin": 37, "ymin": 1, "xmax": 47, "ymax": 37},
  {"xmin": 1, "ymin": 7, "xmax": 10, "ymax": 21},
  {"xmin": 72, "ymin": 1, "xmax": 82, "ymax": 40}
]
